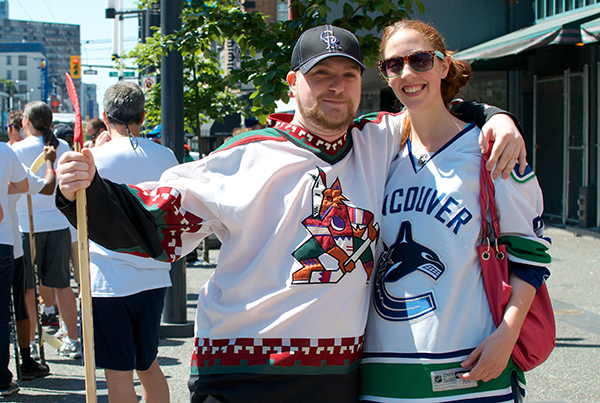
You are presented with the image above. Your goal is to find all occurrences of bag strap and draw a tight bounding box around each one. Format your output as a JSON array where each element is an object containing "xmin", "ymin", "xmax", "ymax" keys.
[{"xmin": 480, "ymin": 153, "xmax": 500, "ymax": 243}]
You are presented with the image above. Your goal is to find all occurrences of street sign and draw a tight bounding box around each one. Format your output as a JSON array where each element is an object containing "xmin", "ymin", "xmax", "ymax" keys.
[
  {"xmin": 109, "ymin": 71, "xmax": 136, "ymax": 77},
  {"xmin": 83, "ymin": 69, "xmax": 98, "ymax": 75},
  {"xmin": 142, "ymin": 75, "xmax": 157, "ymax": 91}
]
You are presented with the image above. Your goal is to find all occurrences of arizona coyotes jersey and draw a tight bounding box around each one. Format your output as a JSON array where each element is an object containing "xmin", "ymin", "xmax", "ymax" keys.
[
  {"xmin": 361, "ymin": 123, "xmax": 551, "ymax": 402},
  {"xmin": 61, "ymin": 112, "xmax": 401, "ymax": 379}
]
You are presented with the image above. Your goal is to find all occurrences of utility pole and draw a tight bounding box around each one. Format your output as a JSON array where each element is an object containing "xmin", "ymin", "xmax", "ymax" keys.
[
  {"xmin": 105, "ymin": 0, "xmax": 190, "ymax": 337},
  {"xmin": 160, "ymin": 0, "xmax": 190, "ymax": 337}
]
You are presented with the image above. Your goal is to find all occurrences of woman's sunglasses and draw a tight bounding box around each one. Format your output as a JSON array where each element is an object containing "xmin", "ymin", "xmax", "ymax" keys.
[{"xmin": 378, "ymin": 50, "xmax": 445, "ymax": 79}]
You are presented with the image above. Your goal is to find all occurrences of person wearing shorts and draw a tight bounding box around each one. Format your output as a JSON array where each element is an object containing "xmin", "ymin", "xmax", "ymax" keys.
[
  {"xmin": 11, "ymin": 101, "xmax": 80, "ymax": 358},
  {"xmin": 9, "ymin": 119, "xmax": 55, "ymax": 376},
  {"xmin": 85, "ymin": 81, "xmax": 178, "ymax": 403},
  {"xmin": 92, "ymin": 288, "xmax": 166, "ymax": 372}
]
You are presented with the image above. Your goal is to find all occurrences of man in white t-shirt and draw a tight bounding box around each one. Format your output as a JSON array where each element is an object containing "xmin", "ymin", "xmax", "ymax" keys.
[{"xmin": 87, "ymin": 82, "xmax": 178, "ymax": 403}]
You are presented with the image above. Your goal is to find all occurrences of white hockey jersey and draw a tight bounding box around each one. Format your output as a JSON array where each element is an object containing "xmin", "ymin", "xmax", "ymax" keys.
[
  {"xmin": 81, "ymin": 113, "xmax": 403, "ymax": 377},
  {"xmin": 361, "ymin": 122, "xmax": 551, "ymax": 402}
]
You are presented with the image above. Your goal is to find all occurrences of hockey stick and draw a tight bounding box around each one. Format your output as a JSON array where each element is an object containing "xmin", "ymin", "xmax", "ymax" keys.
[
  {"xmin": 66, "ymin": 72, "xmax": 97, "ymax": 402},
  {"xmin": 26, "ymin": 193, "xmax": 46, "ymax": 365},
  {"xmin": 10, "ymin": 292, "xmax": 21, "ymax": 380},
  {"xmin": 26, "ymin": 153, "xmax": 64, "ymax": 354}
]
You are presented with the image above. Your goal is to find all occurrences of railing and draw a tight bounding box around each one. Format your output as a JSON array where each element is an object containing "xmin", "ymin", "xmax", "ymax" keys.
[{"xmin": 535, "ymin": 0, "xmax": 600, "ymax": 21}]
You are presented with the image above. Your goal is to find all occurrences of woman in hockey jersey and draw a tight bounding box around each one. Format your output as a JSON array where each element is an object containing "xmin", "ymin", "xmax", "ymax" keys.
[{"xmin": 360, "ymin": 20, "xmax": 551, "ymax": 402}]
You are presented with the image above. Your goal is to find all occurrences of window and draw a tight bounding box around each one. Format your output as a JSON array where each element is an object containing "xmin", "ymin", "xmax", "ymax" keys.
[
  {"xmin": 536, "ymin": 0, "xmax": 600, "ymax": 20},
  {"xmin": 18, "ymin": 70, "xmax": 27, "ymax": 80},
  {"xmin": 18, "ymin": 55, "xmax": 26, "ymax": 66},
  {"xmin": 18, "ymin": 84, "xmax": 26, "ymax": 94},
  {"xmin": 6, "ymin": 55, "xmax": 10, "ymax": 65},
  {"xmin": 6, "ymin": 70, "xmax": 11, "ymax": 80},
  {"xmin": 277, "ymin": 1, "xmax": 290, "ymax": 22}
]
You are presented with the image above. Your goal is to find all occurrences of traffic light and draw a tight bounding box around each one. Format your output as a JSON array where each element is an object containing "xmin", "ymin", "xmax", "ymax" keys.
[{"xmin": 70, "ymin": 55, "xmax": 81, "ymax": 79}]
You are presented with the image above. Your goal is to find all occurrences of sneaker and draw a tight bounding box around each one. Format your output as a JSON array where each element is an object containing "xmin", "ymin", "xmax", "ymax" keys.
[
  {"xmin": 30, "ymin": 342, "xmax": 40, "ymax": 361},
  {"xmin": 54, "ymin": 321, "xmax": 68, "ymax": 340},
  {"xmin": 20, "ymin": 358, "xmax": 50, "ymax": 380},
  {"xmin": 0, "ymin": 382, "xmax": 18, "ymax": 396},
  {"xmin": 58, "ymin": 338, "xmax": 81, "ymax": 359},
  {"xmin": 41, "ymin": 313, "xmax": 59, "ymax": 327}
]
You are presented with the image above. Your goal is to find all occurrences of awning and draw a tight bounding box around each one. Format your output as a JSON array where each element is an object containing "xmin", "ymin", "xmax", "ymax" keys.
[
  {"xmin": 581, "ymin": 16, "xmax": 600, "ymax": 36},
  {"xmin": 454, "ymin": 6, "xmax": 600, "ymax": 62}
]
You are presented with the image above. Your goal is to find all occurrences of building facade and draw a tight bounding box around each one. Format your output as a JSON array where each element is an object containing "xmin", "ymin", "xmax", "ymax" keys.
[
  {"xmin": 0, "ymin": 42, "xmax": 46, "ymax": 111},
  {"xmin": 447, "ymin": 1, "xmax": 600, "ymax": 228},
  {"xmin": 0, "ymin": 17, "xmax": 80, "ymax": 113}
]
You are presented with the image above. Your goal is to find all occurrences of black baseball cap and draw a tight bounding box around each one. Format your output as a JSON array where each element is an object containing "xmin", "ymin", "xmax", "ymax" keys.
[
  {"xmin": 53, "ymin": 123, "xmax": 74, "ymax": 140},
  {"xmin": 291, "ymin": 25, "xmax": 366, "ymax": 74}
]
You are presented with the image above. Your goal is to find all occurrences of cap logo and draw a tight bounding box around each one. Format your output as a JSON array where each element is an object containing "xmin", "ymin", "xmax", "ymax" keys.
[{"xmin": 320, "ymin": 29, "xmax": 342, "ymax": 52}]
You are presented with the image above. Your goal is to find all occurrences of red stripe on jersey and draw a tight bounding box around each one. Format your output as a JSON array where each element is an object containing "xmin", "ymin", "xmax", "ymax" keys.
[{"xmin": 191, "ymin": 336, "xmax": 364, "ymax": 374}]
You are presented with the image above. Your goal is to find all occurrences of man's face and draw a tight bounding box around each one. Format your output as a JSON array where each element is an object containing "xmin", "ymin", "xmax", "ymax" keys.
[
  {"xmin": 288, "ymin": 57, "xmax": 361, "ymax": 140},
  {"xmin": 85, "ymin": 124, "xmax": 94, "ymax": 138}
]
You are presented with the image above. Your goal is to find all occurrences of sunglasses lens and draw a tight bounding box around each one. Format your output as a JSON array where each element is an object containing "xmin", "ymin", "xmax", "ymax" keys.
[
  {"xmin": 381, "ymin": 58, "xmax": 403, "ymax": 78},
  {"xmin": 409, "ymin": 52, "xmax": 434, "ymax": 71}
]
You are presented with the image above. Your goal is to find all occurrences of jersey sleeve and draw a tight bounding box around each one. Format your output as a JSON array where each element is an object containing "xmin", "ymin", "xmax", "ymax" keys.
[
  {"xmin": 493, "ymin": 164, "xmax": 551, "ymax": 288},
  {"xmin": 57, "ymin": 170, "xmax": 212, "ymax": 263},
  {"xmin": 449, "ymin": 99, "xmax": 524, "ymax": 135}
]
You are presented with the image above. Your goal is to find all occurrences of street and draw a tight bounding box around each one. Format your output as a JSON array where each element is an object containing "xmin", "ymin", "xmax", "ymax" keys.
[{"xmin": 6, "ymin": 227, "xmax": 600, "ymax": 402}]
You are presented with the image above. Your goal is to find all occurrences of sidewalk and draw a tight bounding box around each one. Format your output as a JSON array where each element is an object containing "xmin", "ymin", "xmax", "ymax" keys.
[
  {"xmin": 5, "ymin": 227, "xmax": 600, "ymax": 402},
  {"xmin": 6, "ymin": 249, "xmax": 218, "ymax": 402}
]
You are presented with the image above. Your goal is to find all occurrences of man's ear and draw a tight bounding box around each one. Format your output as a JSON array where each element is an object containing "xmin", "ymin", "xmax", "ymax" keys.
[
  {"xmin": 287, "ymin": 71, "xmax": 298, "ymax": 97},
  {"xmin": 102, "ymin": 111, "xmax": 109, "ymax": 127},
  {"xmin": 139, "ymin": 110, "xmax": 146, "ymax": 125}
]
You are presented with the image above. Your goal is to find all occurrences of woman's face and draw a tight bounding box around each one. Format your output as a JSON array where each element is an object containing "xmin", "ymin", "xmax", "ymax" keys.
[{"xmin": 383, "ymin": 29, "xmax": 450, "ymax": 112}]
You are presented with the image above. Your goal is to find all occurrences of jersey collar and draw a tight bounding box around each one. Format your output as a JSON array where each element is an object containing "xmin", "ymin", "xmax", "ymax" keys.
[{"xmin": 267, "ymin": 113, "xmax": 353, "ymax": 165}]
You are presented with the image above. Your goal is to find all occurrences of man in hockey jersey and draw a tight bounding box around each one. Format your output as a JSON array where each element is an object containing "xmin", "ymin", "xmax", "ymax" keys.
[{"xmin": 55, "ymin": 25, "xmax": 526, "ymax": 402}]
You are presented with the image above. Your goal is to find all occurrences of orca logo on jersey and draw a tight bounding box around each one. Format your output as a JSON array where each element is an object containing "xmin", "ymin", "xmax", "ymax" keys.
[
  {"xmin": 291, "ymin": 167, "xmax": 379, "ymax": 285},
  {"xmin": 373, "ymin": 220, "xmax": 445, "ymax": 322}
]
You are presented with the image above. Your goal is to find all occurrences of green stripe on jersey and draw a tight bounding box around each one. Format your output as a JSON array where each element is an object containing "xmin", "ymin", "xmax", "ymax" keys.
[
  {"xmin": 500, "ymin": 235, "xmax": 551, "ymax": 265},
  {"xmin": 360, "ymin": 359, "xmax": 524, "ymax": 400}
]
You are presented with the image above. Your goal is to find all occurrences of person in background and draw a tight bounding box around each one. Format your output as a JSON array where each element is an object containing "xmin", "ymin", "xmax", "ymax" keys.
[
  {"xmin": 146, "ymin": 124, "xmax": 162, "ymax": 144},
  {"xmin": 53, "ymin": 124, "xmax": 74, "ymax": 149},
  {"xmin": 83, "ymin": 82, "xmax": 176, "ymax": 403},
  {"xmin": 7, "ymin": 144, "xmax": 55, "ymax": 379},
  {"xmin": 52, "ymin": 121, "xmax": 81, "ymax": 319},
  {"xmin": 6, "ymin": 111, "xmax": 26, "ymax": 146},
  {"xmin": 54, "ymin": 25, "xmax": 526, "ymax": 402},
  {"xmin": 0, "ymin": 143, "xmax": 28, "ymax": 397},
  {"xmin": 11, "ymin": 101, "xmax": 81, "ymax": 360},
  {"xmin": 183, "ymin": 144, "xmax": 194, "ymax": 163},
  {"xmin": 84, "ymin": 118, "xmax": 107, "ymax": 148},
  {"xmin": 360, "ymin": 20, "xmax": 551, "ymax": 403},
  {"xmin": 8, "ymin": 110, "xmax": 55, "ymax": 372}
]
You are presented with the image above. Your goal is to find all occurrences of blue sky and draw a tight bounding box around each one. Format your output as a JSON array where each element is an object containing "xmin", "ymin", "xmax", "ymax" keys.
[{"xmin": 10, "ymin": 0, "xmax": 140, "ymax": 112}]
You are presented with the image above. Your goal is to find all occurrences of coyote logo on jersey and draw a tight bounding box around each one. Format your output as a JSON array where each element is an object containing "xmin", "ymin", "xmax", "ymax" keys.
[
  {"xmin": 292, "ymin": 168, "xmax": 379, "ymax": 284},
  {"xmin": 373, "ymin": 220, "xmax": 445, "ymax": 321}
]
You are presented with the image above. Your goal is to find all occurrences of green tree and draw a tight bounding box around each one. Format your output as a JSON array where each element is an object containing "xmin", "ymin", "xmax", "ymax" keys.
[{"xmin": 131, "ymin": 0, "xmax": 423, "ymax": 131}]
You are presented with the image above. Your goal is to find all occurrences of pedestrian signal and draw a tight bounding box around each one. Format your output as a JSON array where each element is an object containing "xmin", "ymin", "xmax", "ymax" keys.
[{"xmin": 70, "ymin": 56, "xmax": 81, "ymax": 79}]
